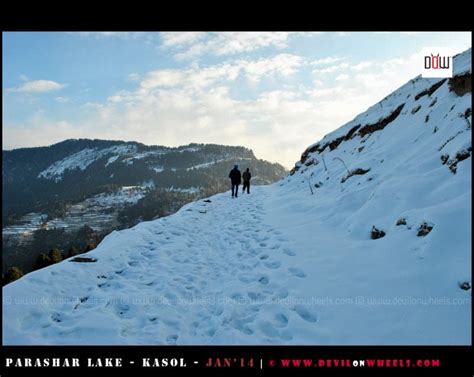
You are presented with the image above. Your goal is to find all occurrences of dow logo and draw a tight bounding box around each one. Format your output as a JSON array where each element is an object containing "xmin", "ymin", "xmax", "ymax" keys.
[{"xmin": 421, "ymin": 48, "xmax": 453, "ymax": 78}]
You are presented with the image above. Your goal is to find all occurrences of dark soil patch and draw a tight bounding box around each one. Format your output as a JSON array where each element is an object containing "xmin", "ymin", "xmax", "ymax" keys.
[
  {"xmin": 70, "ymin": 257, "xmax": 97, "ymax": 263},
  {"xmin": 371, "ymin": 226, "xmax": 386, "ymax": 240},
  {"xmin": 448, "ymin": 147, "xmax": 472, "ymax": 174},
  {"xmin": 417, "ymin": 222, "xmax": 433, "ymax": 237},
  {"xmin": 459, "ymin": 281, "xmax": 471, "ymax": 291},
  {"xmin": 358, "ymin": 104, "xmax": 405, "ymax": 137},
  {"xmin": 464, "ymin": 107, "xmax": 471, "ymax": 119},
  {"xmin": 411, "ymin": 105, "xmax": 421, "ymax": 114},
  {"xmin": 396, "ymin": 218, "xmax": 407, "ymax": 226},
  {"xmin": 341, "ymin": 168, "xmax": 371, "ymax": 183},
  {"xmin": 449, "ymin": 73, "xmax": 471, "ymax": 96},
  {"xmin": 415, "ymin": 79, "xmax": 446, "ymax": 100}
]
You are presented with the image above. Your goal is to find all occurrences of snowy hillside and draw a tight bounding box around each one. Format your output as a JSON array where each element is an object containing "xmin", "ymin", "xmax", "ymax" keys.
[
  {"xmin": 3, "ymin": 49, "xmax": 471, "ymax": 345},
  {"xmin": 38, "ymin": 144, "xmax": 138, "ymax": 182}
]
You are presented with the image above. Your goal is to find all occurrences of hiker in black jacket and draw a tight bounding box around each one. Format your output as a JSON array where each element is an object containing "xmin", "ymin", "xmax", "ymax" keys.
[
  {"xmin": 229, "ymin": 165, "xmax": 241, "ymax": 198},
  {"xmin": 242, "ymin": 168, "xmax": 251, "ymax": 194}
]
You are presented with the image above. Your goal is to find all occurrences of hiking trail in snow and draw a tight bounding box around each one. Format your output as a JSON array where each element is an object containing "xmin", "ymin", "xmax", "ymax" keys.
[{"xmin": 5, "ymin": 188, "xmax": 324, "ymax": 345}]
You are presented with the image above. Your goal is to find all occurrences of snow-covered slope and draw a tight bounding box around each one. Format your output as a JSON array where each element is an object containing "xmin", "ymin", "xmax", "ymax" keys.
[
  {"xmin": 3, "ymin": 49, "xmax": 471, "ymax": 345},
  {"xmin": 38, "ymin": 144, "xmax": 138, "ymax": 182}
]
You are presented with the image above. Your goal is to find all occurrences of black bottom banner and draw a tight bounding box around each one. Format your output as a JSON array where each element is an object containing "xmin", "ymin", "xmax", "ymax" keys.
[{"xmin": 1, "ymin": 345, "xmax": 472, "ymax": 376}]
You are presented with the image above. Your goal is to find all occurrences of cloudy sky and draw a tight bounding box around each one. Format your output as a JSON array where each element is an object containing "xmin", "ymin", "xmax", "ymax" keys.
[{"xmin": 2, "ymin": 32, "xmax": 471, "ymax": 168}]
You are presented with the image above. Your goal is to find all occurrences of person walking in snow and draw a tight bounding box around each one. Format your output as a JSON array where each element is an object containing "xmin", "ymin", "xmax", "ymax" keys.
[
  {"xmin": 229, "ymin": 164, "xmax": 242, "ymax": 198},
  {"xmin": 242, "ymin": 168, "xmax": 251, "ymax": 194}
]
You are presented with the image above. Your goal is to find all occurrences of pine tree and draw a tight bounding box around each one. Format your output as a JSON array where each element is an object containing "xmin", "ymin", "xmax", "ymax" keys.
[
  {"xmin": 4, "ymin": 267, "xmax": 24, "ymax": 284},
  {"xmin": 68, "ymin": 245, "xmax": 80, "ymax": 257},
  {"xmin": 48, "ymin": 248, "xmax": 63, "ymax": 264},
  {"xmin": 35, "ymin": 253, "xmax": 52, "ymax": 270}
]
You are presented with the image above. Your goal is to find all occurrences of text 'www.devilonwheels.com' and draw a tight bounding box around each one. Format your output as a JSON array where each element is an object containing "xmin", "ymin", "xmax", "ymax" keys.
[{"xmin": 270, "ymin": 358, "xmax": 440, "ymax": 368}]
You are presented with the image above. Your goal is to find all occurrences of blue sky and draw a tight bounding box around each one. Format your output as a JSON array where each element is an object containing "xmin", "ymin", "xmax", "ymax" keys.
[{"xmin": 2, "ymin": 32, "xmax": 471, "ymax": 168}]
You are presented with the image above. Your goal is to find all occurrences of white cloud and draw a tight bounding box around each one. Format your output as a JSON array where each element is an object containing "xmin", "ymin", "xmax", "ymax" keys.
[
  {"xmin": 4, "ymin": 55, "xmax": 307, "ymax": 167},
  {"xmin": 8, "ymin": 79, "xmax": 66, "ymax": 93},
  {"xmin": 6, "ymin": 46, "xmax": 469, "ymax": 169},
  {"xmin": 140, "ymin": 69, "xmax": 185, "ymax": 89},
  {"xmin": 212, "ymin": 32, "xmax": 290, "ymax": 55},
  {"xmin": 313, "ymin": 62, "xmax": 350, "ymax": 74},
  {"xmin": 137, "ymin": 54, "xmax": 303, "ymax": 92},
  {"xmin": 128, "ymin": 73, "xmax": 140, "ymax": 81},
  {"xmin": 335, "ymin": 73, "xmax": 349, "ymax": 81},
  {"xmin": 311, "ymin": 56, "xmax": 345, "ymax": 66},
  {"xmin": 74, "ymin": 32, "xmax": 145, "ymax": 39},
  {"xmin": 3, "ymin": 51, "xmax": 422, "ymax": 168},
  {"xmin": 3, "ymin": 120, "xmax": 80, "ymax": 150},
  {"xmin": 163, "ymin": 32, "xmax": 293, "ymax": 60},
  {"xmin": 161, "ymin": 32, "xmax": 207, "ymax": 48},
  {"xmin": 19, "ymin": 74, "xmax": 29, "ymax": 81},
  {"xmin": 72, "ymin": 32, "xmax": 158, "ymax": 47},
  {"xmin": 239, "ymin": 54, "xmax": 303, "ymax": 82},
  {"xmin": 54, "ymin": 96, "xmax": 70, "ymax": 103},
  {"xmin": 351, "ymin": 61, "xmax": 373, "ymax": 71}
]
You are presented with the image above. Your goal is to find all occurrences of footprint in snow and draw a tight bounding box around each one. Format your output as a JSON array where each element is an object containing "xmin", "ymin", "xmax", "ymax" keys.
[
  {"xmin": 279, "ymin": 330, "xmax": 293, "ymax": 341},
  {"xmin": 209, "ymin": 304, "xmax": 224, "ymax": 316},
  {"xmin": 258, "ymin": 276, "xmax": 270, "ymax": 285},
  {"xmin": 288, "ymin": 267, "xmax": 307, "ymax": 278},
  {"xmin": 248, "ymin": 291, "xmax": 266, "ymax": 301},
  {"xmin": 164, "ymin": 292, "xmax": 178, "ymax": 301},
  {"xmin": 257, "ymin": 320, "xmax": 279, "ymax": 338},
  {"xmin": 166, "ymin": 334, "xmax": 179, "ymax": 344},
  {"xmin": 231, "ymin": 292, "xmax": 246, "ymax": 301},
  {"xmin": 51, "ymin": 313, "xmax": 63, "ymax": 323},
  {"xmin": 274, "ymin": 313, "xmax": 289, "ymax": 328},
  {"xmin": 273, "ymin": 287, "xmax": 289, "ymax": 299},
  {"xmin": 163, "ymin": 319, "xmax": 180, "ymax": 330},
  {"xmin": 115, "ymin": 303, "xmax": 132, "ymax": 318},
  {"xmin": 206, "ymin": 326, "xmax": 217, "ymax": 337},
  {"xmin": 292, "ymin": 305, "xmax": 318, "ymax": 323},
  {"xmin": 238, "ymin": 274, "xmax": 254, "ymax": 283},
  {"xmin": 264, "ymin": 260, "xmax": 282, "ymax": 269},
  {"xmin": 283, "ymin": 248, "xmax": 296, "ymax": 256},
  {"xmin": 240, "ymin": 326, "xmax": 254, "ymax": 335}
]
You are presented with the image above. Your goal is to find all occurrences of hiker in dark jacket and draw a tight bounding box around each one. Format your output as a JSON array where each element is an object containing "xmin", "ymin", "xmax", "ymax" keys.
[
  {"xmin": 229, "ymin": 165, "xmax": 241, "ymax": 198},
  {"xmin": 242, "ymin": 168, "xmax": 251, "ymax": 194}
]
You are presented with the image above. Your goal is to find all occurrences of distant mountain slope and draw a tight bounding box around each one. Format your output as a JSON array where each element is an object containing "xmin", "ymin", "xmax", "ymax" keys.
[
  {"xmin": 3, "ymin": 49, "xmax": 471, "ymax": 345},
  {"xmin": 3, "ymin": 140, "xmax": 286, "ymax": 223}
]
